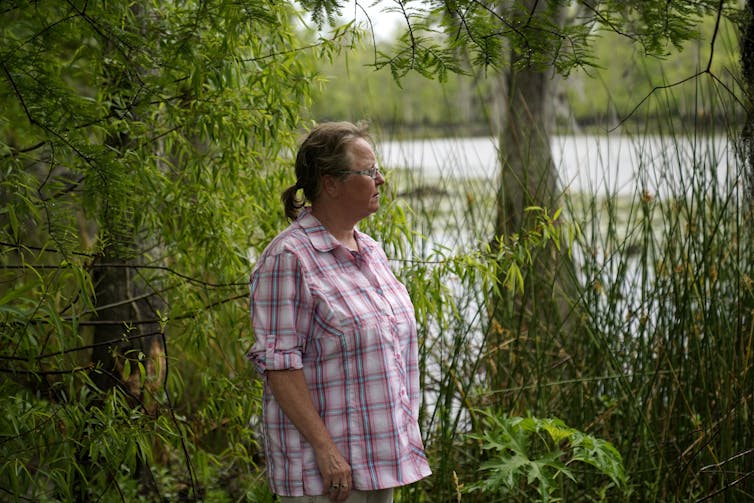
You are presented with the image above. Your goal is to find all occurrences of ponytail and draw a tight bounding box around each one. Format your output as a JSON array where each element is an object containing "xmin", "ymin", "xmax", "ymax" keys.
[{"xmin": 281, "ymin": 183, "xmax": 303, "ymax": 221}]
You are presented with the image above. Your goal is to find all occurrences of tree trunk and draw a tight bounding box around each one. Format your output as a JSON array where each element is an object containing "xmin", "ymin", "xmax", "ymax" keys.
[
  {"xmin": 496, "ymin": 67, "xmax": 558, "ymax": 235},
  {"xmin": 742, "ymin": 0, "xmax": 754, "ymax": 198},
  {"xmin": 487, "ymin": 1, "xmax": 580, "ymax": 404},
  {"xmin": 86, "ymin": 2, "xmax": 166, "ymax": 407},
  {"xmin": 89, "ymin": 250, "xmax": 165, "ymax": 406},
  {"xmin": 76, "ymin": 5, "xmax": 166, "ymax": 498}
]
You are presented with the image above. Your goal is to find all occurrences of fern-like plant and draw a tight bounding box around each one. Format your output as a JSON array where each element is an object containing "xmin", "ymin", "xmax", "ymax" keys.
[{"xmin": 466, "ymin": 411, "xmax": 627, "ymax": 502}]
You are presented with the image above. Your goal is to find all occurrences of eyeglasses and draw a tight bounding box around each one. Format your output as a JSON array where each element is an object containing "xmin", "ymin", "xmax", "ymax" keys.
[{"xmin": 335, "ymin": 166, "xmax": 381, "ymax": 180}]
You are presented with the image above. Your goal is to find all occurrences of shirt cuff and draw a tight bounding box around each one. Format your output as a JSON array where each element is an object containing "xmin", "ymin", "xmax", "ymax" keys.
[{"xmin": 247, "ymin": 350, "xmax": 303, "ymax": 375}]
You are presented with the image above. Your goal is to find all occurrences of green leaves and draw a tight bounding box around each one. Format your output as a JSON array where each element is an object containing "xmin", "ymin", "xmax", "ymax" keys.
[
  {"xmin": 467, "ymin": 411, "xmax": 627, "ymax": 502},
  {"xmin": 0, "ymin": 0, "xmax": 320, "ymax": 500},
  {"xmin": 353, "ymin": 0, "xmax": 740, "ymax": 83}
]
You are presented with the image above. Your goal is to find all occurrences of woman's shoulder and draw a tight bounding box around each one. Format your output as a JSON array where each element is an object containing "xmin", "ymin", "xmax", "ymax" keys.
[{"xmin": 262, "ymin": 223, "xmax": 311, "ymax": 257}]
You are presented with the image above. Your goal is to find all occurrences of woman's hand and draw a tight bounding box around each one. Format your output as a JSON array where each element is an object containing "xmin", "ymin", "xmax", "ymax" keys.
[
  {"xmin": 315, "ymin": 443, "xmax": 352, "ymax": 502},
  {"xmin": 267, "ymin": 369, "xmax": 353, "ymax": 501}
]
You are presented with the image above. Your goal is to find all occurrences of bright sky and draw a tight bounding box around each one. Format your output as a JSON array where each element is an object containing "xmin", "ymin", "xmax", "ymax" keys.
[
  {"xmin": 302, "ymin": 0, "xmax": 407, "ymax": 42},
  {"xmin": 346, "ymin": 0, "xmax": 404, "ymax": 39}
]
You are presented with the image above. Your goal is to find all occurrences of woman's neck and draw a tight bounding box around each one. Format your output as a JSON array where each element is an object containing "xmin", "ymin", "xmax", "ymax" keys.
[{"xmin": 310, "ymin": 205, "xmax": 358, "ymax": 250}]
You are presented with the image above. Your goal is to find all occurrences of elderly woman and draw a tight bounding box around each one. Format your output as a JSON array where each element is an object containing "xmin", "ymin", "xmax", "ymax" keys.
[{"xmin": 247, "ymin": 122, "xmax": 431, "ymax": 503}]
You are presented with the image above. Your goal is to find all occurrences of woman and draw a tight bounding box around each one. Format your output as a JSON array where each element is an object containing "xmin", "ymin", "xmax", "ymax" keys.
[{"xmin": 248, "ymin": 122, "xmax": 431, "ymax": 503}]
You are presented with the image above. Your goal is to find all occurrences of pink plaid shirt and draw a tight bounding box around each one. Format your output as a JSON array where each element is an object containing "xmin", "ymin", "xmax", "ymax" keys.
[{"xmin": 248, "ymin": 208, "xmax": 431, "ymax": 496}]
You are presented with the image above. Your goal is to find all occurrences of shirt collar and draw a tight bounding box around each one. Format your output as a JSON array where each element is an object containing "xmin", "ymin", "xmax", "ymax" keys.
[{"xmin": 296, "ymin": 207, "xmax": 377, "ymax": 255}]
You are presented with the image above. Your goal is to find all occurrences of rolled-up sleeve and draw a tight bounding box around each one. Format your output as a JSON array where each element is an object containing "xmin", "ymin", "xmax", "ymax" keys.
[{"xmin": 247, "ymin": 251, "xmax": 310, "ymax": 375}]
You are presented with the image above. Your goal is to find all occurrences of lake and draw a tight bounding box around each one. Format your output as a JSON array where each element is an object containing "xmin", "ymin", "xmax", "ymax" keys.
[{"xmin": 377, "ymin": 134, "xmax": 738, "ymax": 198}]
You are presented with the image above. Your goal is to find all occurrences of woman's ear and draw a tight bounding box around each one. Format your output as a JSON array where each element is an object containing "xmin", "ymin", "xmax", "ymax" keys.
[{"xmin": 321, "ymin": 174, "xmax": 340, "ymax": 198}]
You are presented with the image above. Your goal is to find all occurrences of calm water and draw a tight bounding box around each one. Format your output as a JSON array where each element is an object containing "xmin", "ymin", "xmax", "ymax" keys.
[
  {"xmin": 375, "ymin": 134, "xmax": 741, "ymax": 425},
  {"xmin": 378, "ymin": 134, "xmax": 737, "ymax": 197}
]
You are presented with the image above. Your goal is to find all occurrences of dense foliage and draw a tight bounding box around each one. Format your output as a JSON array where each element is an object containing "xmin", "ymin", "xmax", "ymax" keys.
[
  {"xmin": 0, "ymin": 1, "xmax": 330, "ymax": 500},
  {"xmin": 310, "ymin": 11, "xmax": 742, "ymax": 134}
]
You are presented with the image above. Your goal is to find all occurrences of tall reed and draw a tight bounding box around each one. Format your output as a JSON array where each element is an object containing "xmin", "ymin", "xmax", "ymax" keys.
[{"xmin": 371, "ymin": 84, "xmax": 753, "ymax": 502}]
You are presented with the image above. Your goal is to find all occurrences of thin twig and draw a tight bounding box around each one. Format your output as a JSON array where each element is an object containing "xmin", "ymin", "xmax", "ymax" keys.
[{"xmin": 159, "ymin": 330, "xmax": 198, "ymax": 500}]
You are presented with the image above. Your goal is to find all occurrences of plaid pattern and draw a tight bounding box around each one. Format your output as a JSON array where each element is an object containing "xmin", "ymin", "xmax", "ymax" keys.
[{"xmin": 248, "ymin": 208, "xmax": 431, "ymax": 496}]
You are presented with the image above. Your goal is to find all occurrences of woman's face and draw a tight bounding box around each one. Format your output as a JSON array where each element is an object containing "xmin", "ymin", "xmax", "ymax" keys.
[{"xmin": 335, "ymin": 138, "xmax": 384, "ymax": 222}]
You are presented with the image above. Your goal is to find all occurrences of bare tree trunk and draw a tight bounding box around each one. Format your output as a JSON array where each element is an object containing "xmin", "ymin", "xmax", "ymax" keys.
[
  {"xmin": 487, "ymin": 1, "xmax": 581, "ymax": 401},
  {"xmin": 742, "ymin": 0, "xmax": 754, "ymax": 198},
  {"xmin": 496, "ymin": 67, "xmax": 559, "ymax": 235},
  {"xmin": 89, "ymin": 250, "xmax": 165, "ymax": 405}
]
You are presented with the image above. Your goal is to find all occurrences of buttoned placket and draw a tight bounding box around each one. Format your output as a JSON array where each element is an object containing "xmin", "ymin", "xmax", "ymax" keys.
[{"xmin": 354, "ymin": 249, "xmax": 413, "ymax": 434}]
